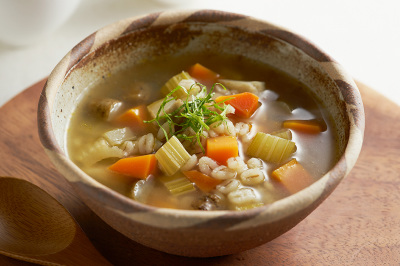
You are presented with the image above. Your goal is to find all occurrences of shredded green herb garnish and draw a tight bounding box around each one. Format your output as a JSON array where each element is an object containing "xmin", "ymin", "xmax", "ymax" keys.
[{"xmin": 145, "ymin": 83, "xmax": 230, "ymax": 152}]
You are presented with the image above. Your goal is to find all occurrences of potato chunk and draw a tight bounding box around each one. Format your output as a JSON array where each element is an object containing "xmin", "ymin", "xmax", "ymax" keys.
[{"xmin": 90, "ymin": 98, "xmax": 123, "ymax": 121}]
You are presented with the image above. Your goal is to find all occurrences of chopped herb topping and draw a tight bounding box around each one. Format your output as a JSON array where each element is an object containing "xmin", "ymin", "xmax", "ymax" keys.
[{"xmin": 145, "ymin": 83, "xmax": 231, "ymax": 152}]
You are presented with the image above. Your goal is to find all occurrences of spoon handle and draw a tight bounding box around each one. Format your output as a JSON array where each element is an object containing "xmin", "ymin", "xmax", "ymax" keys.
[
  {"xmin": 0, "ymin": 227, "xmax": 112, "ymax": 266},
  {"xmin": 51, "ymin": 226, "xmax": 113, "ymax": 265},
  {"xmin": 0, "ymin": 250, "xmax": 61, "ymax": 266}
]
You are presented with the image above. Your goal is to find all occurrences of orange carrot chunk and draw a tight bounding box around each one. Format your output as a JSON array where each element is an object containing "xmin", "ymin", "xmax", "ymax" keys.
[
  {"xmin": 215, "ymin": 92, "xmax": 259, "ymax": 118},
  {"xmin": 188, "ymin": 63, "xmax": 220, "ymax": 84},
  {"xmin": 116, "ymin": 105, "xmax": 149, "ymax": 129},
  {"xmin": 271, "ymin": 159, "xmax": 314, "ymax": 194},
  {"xmin": 109, "ymin": 154, "xmax": 157, "ymax": 179},
  {"xmin": 183, "ymin": 170, "xmax": 223, "ymax": 192},
  {"xmin": 206, "ymin": 136, "xmax": 238, "ymax": 165},
  {"xmin": 283, "ymin": 119, "xmax": 326, "ymax": 134}
]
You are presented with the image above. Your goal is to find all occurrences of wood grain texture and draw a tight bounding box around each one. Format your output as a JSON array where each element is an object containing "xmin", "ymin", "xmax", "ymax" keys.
[
  {"xmin": 0, "ymin": 79, "xmax": 398, "ymax": 265},
  {"xmin": 0, "ymin": 177, "xmax": 111, "ymax": 266}
]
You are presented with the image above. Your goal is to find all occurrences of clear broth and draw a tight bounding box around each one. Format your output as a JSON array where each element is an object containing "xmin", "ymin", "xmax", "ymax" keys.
[{"xmin": 67, "ymin": 52, "xmax": 338, "ymax": 210}]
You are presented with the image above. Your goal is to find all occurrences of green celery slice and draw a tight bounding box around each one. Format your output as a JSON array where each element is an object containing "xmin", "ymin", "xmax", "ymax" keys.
[
  {"xmin": 102, "ymin": 127, "xmax": 136, "ymax": 146},
  {"xmin": 271, "ymin": 129, "xmax": 292, "ymax": 140},
  {"xmin": 246, "ymin": 132, "xmax": 296, "ymax": 163},
  {"xmin": 217, "ymin": 79, "xmax": 266, "ymax": 94},
  {"xmin": 147, "ymin": 98, "xmax": 183, "ymax": 120},
  {"xmin": 159, "ymin": 174, "xmax": 195, "ymax": 195},
  {"xmin": 234, "ymin": 202, "xmax": 264, "ymax": 211},
  {"xmin": 161, "ymin": 71, "xmax": 195, "ymax": 99},
  {"xmin": 155, "ymin": 136, "xmax": 191, "ymax": 176}
]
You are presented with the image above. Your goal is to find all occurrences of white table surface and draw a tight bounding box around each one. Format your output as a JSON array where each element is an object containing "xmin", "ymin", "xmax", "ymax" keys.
[{"xmin": 1, "ymin": 0, "xmax": 399, "ymax": 107}]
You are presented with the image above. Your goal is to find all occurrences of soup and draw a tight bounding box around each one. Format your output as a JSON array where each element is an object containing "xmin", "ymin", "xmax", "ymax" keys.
[{"xmin": 67, "ymin": 52, "xmax": 338, "ymax": 211}]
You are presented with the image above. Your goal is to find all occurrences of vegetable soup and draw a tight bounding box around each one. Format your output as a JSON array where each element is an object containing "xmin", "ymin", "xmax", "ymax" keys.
[{"xmin": 67, "ymin": 52, "xmax": 338, "ymax": 211}]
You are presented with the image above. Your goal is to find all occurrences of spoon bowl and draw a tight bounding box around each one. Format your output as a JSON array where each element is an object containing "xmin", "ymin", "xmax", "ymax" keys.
[{"xmin": 0, "ymin": 177, "xmax": 110, "ymax": 265}]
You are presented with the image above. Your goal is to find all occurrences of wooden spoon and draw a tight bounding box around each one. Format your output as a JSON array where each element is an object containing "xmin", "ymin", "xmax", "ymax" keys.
[{"xmin": 0, "ymin": 177, "xmax": 111, "ymax": 265}]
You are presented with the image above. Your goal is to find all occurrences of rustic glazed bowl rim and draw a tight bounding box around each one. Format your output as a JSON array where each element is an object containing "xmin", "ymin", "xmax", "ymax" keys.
[{"xmin": 38, "ymin": 9, "xmax": 365, "ymax": 219}]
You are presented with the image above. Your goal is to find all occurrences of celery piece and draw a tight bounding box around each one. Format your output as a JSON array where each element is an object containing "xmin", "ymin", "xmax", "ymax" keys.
[
  {"xmin": 275, "ymin": 101, "xmax": 293, "ymax": 114},
  {"xmin": 76, "ymin": 138, "xmax": 125, "ymax": 166},
  {"xmin": 246, "ymin": 132, "xmax": 296, "ymax": 163},
  {"xmin": 271, "ymin": 129, "xmax": 292, "ymax": 140},
  {"xmin": 147, "ymin": 98, "xmax": 164, "ymax": 119},
  {"xmin": 161, "ymin": 71, "xmax": 194, "ymax": 99},
  {"xmin": 234, "ymin": 202, "xmax": 264, "ymax": 211},
  {"xmin": 217, "ymin": 79, "xmax": 266, "ymax": 94},
  {"xmin": 159, "ymin": 174, "xmax": 195, "ymax": 195},
  {"xmin": 178, "ymin": 79, "xmax": 200, "ymax": 99},
  {"xmin": 155, "ymin": 136, "xmax": 191, "ymax": 176},
  {"xmin": 102, "ymin": 127, "xmax": 136, "ymax": 146},
  {"xmin": 147, "ymin": 98, "xmax": 183, "ymax": 120}
]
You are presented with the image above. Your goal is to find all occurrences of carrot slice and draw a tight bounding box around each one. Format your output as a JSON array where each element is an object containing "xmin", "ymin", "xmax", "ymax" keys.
[
  {"xmin": 116, "ymin": 105, "xmax": 149, "ymax": 129},
  {"xmin": 188, "ymin": 63, "xmax": 220, "ymax": 84},
  {"xmin": 183, "ymin": 170, "xmax": 223, "ymax": 192},
  {"xmin": 271, "ymin": 159, "xmax": 314, "ymax": 194},
  {"xmin": 215, "ymin": 92, "xmax": 259, "ymax": 118},
  {"xmin": 109, "ymin": 154, "xmax": 157, "ymax": 179},
  {"xmin": 206, "ymin": 136, "xmax": 238, "ymax": 165},
  {"xmin": 283, "ymin": 119, "xmax": 326, "ymax": 134}
]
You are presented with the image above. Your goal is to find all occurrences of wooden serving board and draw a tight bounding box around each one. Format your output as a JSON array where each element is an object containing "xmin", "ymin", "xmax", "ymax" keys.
[{"xmin": 0, "ymin": 80, "xmax": 399, "ymax": 265}]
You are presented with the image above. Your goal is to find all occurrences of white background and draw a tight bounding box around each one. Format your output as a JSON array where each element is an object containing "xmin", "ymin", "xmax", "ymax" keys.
[{"xmin": 0, "ymin": 0, "xmax": 399, "ymax": 107}]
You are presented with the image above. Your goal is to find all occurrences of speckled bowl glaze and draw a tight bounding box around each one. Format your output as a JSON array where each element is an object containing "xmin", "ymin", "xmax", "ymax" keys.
[{"xmin": 38, "ymin": 10, "xmax": 365, "ymax": 257}]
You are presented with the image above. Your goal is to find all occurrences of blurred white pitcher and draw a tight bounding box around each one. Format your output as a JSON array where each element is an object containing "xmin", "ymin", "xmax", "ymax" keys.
[{"xmin": 0, "ymin": 0, "xmax": 81, "ymax": 46}]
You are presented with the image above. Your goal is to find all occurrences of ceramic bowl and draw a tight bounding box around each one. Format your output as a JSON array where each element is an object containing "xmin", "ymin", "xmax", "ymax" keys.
[{"xmin": 38, "ymin": 9, "xmax": 365, "ymax": 257}]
